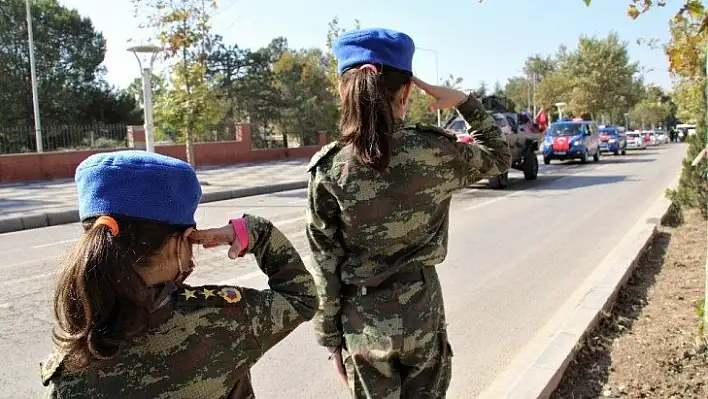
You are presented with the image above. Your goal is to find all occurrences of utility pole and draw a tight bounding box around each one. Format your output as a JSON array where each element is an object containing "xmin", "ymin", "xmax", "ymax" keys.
[
  {"xmin": 526, "ymin": 73, "xmax": 531, "ymax": 114},
  {"xmin": 532, "ymin": 73, "xmax": 537, "ymax": 117},
  {"xmin": 25, "ymin": 0, "xmax": 42, "ymax": 152}
]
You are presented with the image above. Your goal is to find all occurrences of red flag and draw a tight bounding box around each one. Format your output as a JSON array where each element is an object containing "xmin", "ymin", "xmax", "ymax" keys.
[{"xmin": 535, "ymin": 108, "xmax": 548, "ymax": 131}]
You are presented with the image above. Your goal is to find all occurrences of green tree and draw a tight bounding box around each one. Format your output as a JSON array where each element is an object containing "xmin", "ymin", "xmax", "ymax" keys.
[
  {"xmin": 673, "ymin": 77, "xmax": 703, "ymax": 123},
  {"xmin": 629, "ymin": 98, "xmax": 671, "ymax": 128},
  {"xmin": 273, "ymin": 49, "xmax": 337, "ymax": 147},
  {"xmin": 472, "ymin": 81, "xmax": 488, "ymax": 97},
  {"xmin": 523, "ymin": 54, "xmax": 556, "ymax": 81},
  {"xmin": 503, "ymin": 76, "xmax": 529, "ymax": 112},
  {"xmin": 534, "ymin": 72, "xmax": 573, "ymax": 114},
  {"xmin": 206, "ymin": 36, "xmax": 287, "ymax": 133},
  {"xmin": 406, "ymin": 88, "xmax": 437, "ymax": 126},
  {"xmin": 560, "ymin": 32, "xmax": 641, "ymax": 123},
  {"xmin": 132, "ymin": 0, "xmax": 218, "ymax": 165},
  {"xmin": 0, "ymin": 0, "xmax": 118, "ymax": 126},
  {"xmin": 492, "ymin": 80, "xmax": 504, "ymax": 96},
  {"xmin": 125, "ymin": 74, "xmax": 167, "ymax": 106},
  {"xmin": 663, "ymin": 7, "xmax": 707, "ymax": 219}
]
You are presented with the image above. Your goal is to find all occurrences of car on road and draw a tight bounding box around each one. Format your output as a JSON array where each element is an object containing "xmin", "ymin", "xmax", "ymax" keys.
[
  {"xmin": 625, "ymin": 131, "xmax": 647, "ymax": 150},
  {"xmin": 656, "ymin": 130, "xmax": 669, "ymax": 144},
  {"xmin": 598, "ymin": 125, "xmax": 627, "ymax": 155},
  {"xmin": 643, "ymin": 131, "xmax": 659, "ymax": 146},
  {"xmin": 542, "ymin": 120, "xmax": 601, "ymax": 164},
  {"xmin": 446, "ymin": 112, "xmax": 543, "ymax": 189}
]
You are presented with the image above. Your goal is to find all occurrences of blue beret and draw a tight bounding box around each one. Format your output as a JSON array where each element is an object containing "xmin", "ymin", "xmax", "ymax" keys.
[
  {"xmin": 333, "ymin": 28, "xmax": 415, "ymax": 74},
  {"xmin": 75, "ymin": 151, "xmax": 202, "ymax": 227}
]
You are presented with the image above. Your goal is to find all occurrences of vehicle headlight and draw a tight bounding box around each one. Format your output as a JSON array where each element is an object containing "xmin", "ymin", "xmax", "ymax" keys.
[
  {"xmin": 573, "ymin": 141, "xmax": 582, "ymax": 146},
  {"xmin": 609, "ymin": 139, "xmax": 617, "ymax": 143}
]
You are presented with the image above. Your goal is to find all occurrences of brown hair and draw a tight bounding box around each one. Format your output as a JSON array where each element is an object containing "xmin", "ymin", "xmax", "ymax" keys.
[
  {"xmin": 52, "ymin": 216, "xmax": 186, "ymax": 371},
  {"xmin": 338, "ymin": 67, "xmax": 411, "ymax": 172}
]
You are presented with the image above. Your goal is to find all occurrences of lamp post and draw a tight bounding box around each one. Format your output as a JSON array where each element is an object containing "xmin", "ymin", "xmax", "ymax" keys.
[
  {"xmin": 624, "ymin": 112, "xmax": 630, "ymax": 131},
  {"xmin": 555, "ymin": 102, "xmax": 566, "ymax": 121},
  {"xmin": 415, "ymin": 46, "xmax": 441, "ymax": 128},
  {"xmin": 127, "ymin": 44, "xmax": 162, "ymax": 153},
  {"xmin": 25, "ymin": 0, "xmax": 42, "ymax": 152}
]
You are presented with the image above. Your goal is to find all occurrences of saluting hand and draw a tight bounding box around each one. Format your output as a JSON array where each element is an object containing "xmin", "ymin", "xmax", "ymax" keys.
[
  {"xmin": 189, "ymin": 226, "xmax": 242, "ymax": 259},
  {"xmin": 412, "ymin": 77, "xmax": 469, "ymax": 112}
]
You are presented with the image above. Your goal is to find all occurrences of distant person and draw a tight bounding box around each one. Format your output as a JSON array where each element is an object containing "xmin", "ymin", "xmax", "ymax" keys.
[
  {"xmin": 305, "ymin": 28, "xmax": 511, "ymax": 398},
  {"xmin": 41, "ymin": 151, "xmax": 317, "ymax": 398}
]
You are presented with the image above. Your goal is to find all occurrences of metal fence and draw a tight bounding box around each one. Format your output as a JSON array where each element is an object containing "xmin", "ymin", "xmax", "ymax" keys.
[{"xmin": 0, "ymin": 124, "xmax": 128, "ymax": 154}]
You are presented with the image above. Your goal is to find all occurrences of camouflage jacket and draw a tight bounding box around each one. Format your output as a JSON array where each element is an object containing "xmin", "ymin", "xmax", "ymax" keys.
[
  {"xmin": 306, "ymin": 94, "xmax": 512, "ymax": 347},
  {"xmin": 40, "ymin": 214, "xmax": 317, "ymax": 399}
]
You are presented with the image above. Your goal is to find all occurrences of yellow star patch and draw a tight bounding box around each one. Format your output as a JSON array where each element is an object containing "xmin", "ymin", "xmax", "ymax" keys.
[
  {"xmin": 201, "ymin": 288, "xmax": 215, "ymax": 298},
  {"xmin": 181, "ymin": 289, "xmax": 196, "ymax": 300},
  {"xmin": 219, "ymin": 287, "xmax": 242, "ymax": 304}
]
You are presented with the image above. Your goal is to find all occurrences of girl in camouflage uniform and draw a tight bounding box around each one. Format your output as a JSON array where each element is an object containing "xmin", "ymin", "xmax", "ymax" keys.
[
  {"xmin": 40, "ymin": 151, "xmax": 317, "ymax": 398},
  {"xmin": 306, "ymin": 28, "xmax": 512, "ymax": 398}
]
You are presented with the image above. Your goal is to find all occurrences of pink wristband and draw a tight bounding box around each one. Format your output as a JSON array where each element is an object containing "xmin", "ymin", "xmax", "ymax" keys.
[{"xmin": 230, "ymin": 218, "xmax": 249, "ymax": 257}]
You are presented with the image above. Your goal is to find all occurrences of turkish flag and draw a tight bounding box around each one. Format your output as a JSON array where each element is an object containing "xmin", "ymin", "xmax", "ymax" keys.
[
  {"xmin": 552, "ymin": 136, "xmax": 570, "ymax": 151},
  {"xmin": 535, "ymin": 108, "xmax": 548, "ymax": 131}
]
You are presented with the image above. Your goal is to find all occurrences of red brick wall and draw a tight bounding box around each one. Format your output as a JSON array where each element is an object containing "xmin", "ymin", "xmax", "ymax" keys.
[{"xmin": 0, "ymin": 126, "xmax": 329, "ymax": 183}]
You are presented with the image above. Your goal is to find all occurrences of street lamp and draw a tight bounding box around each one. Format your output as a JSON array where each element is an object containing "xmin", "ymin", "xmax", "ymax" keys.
[
  {"xmin": 555, "ymin": 102, "xmax": 566, "ymax": 121},
  {"xmin": 624, "ymin": 112, "xmax": 630, "ymax": 131},
  {"xmin": 25, "ymin": 0, "xmax": 42, "ymax": 152},
  {"xmin": 127, "ymin": 44, "xmax": 162, "ymax": 153},
  {"xmin": 415, "ymin": 46, "xmax": 441, "ymax": 128}
]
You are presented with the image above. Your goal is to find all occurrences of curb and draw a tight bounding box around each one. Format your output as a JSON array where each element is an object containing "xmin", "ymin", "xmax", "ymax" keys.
[
  {"xmin": 0, "ymin": 180, "xmax": 308, "ymax": 234},
  {"xmin": 477, "ymin": 182, "xmax": 678, "ymax": 399}
]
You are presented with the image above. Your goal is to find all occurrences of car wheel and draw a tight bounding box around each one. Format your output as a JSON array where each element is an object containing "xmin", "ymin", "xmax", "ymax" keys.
[
  {"xmin": 580, "ymin": 150, "xmax": 588, "ymax": 164},
  {"xmin": 621, "ymin": 149, "xmax": 626, "ymax": 155},
  {"xmin": 523, "ymin": 153, "xmax": 539, "ymax": 180},
  {"xmin": 594, "ymin": 147, "xmax": 600, "ymax": 163},
  {"xmin": 543, "ymin": 157, "xmax": 551, "ymax": 165},
  {"xmin": 488, "ymin": 171, "xmax": 509, "ymax": 189}
]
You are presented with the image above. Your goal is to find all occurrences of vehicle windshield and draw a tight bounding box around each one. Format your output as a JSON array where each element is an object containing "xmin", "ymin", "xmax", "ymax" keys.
[
  {"xmin": 447, "ymin": 119, "xmax": 467, "ymax": 134},
  {"xmin": 491, "ymin": 115, "xmax": 507, "ymax": 127},
  {"xmin": 546, "ymin": 123, "xmax": 583, "ymax": 136},
  {"xmin": 599, "ymin": 128, "xmax": 618, "ymax": 135},
  {"xmin": 627, "ymin": 133, "xmax": 641, "ymax": 138}
]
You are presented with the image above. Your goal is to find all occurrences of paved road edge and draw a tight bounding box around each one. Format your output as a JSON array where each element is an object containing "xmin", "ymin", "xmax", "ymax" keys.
[
  {"xmin": 0, "ymin": 180, "xmax": 308, "ymax": 234},
  {"xmin": 477, "ymin": 177, "xmax": 680, "ymax": 399}
]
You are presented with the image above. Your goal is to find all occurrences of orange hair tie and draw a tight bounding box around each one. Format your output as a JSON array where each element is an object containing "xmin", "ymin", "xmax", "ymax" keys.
[{"xmin": 94, "ymin": 216, "xmax": 120, "ymax": 237}]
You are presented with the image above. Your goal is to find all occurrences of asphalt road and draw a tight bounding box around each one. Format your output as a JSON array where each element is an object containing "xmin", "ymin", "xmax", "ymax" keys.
[{"xmin": 0, "ymin": 144, "xmax": 685, "ymax": 398}]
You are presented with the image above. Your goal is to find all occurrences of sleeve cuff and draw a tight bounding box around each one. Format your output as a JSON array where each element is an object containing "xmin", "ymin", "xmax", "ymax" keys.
[
  {"xmin": 316, "ymin": 334, "xmax": 343, "ymax": 348},
  {"xmin": 230, "ymin": 218, "xmax": 249, "ymax": 257}
]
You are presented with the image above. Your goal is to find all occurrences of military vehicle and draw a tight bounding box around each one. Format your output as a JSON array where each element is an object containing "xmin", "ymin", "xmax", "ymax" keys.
[{"xmin": 444, "ymin": 95, "xmax": 544, "ymax": 189}]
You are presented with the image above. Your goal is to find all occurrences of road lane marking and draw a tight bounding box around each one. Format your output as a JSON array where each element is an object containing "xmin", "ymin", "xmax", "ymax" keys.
[{"xmin": 33, "ymin": 239, "xmax": 78, "ymax": 249}]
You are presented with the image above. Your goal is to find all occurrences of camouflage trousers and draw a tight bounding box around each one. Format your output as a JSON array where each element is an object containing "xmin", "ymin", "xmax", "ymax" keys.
[{"xmin": 341, "ymin": 267, "xmax": 452, "ymax": 399}]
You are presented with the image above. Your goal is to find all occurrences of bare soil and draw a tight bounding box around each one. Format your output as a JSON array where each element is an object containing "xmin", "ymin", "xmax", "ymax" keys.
[{"xmin": 551, "ymin": 209, "xmax": 708, "ymax": 399}]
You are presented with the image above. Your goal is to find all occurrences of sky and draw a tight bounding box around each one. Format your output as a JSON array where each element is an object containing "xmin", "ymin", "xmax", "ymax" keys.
[{"xmin": 60, "ymin": 0, "xmax": 679, "ymax": 92}]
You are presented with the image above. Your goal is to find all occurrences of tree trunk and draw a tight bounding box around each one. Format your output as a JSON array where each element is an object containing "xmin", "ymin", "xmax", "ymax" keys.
[{"xmin": 185, "ymin": 130, "xmax": 195, "ymax": 166}]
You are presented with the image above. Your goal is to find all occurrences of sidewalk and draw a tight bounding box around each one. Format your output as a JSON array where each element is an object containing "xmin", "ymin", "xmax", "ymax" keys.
[{"xmin": 0, "ymin": 159, "xmax": 310, "ymax": 233}]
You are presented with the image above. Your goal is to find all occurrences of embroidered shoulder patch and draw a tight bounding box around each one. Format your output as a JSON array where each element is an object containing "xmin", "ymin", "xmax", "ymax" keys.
[
  {"xmin": 219, "ymin": 287, "xmax": 242, "ymax": 303},
  {"xmin": 173, "ymin": 285, "xmax": 244, "ymax": 307},
  {"xmin": 40, "ymin": 351, "xmax": 64, "ymax": 386}
]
